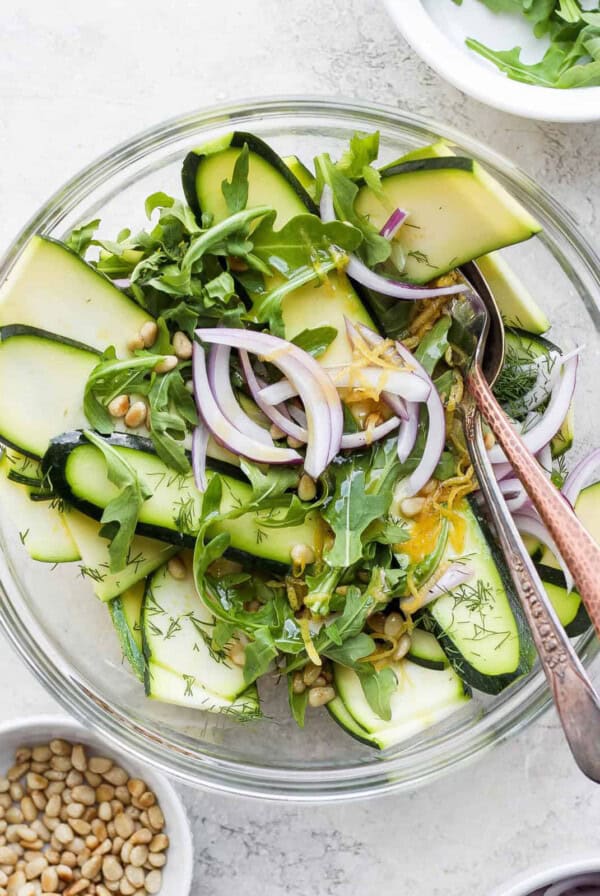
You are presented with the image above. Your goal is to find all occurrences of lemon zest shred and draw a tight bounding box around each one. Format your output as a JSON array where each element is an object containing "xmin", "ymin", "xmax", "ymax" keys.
[{"xmin": 298, "ymin": 617, "xmax": 321, "ymax": 667}]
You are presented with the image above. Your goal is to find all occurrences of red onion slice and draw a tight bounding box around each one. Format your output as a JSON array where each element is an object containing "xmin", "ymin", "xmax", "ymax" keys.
[
  {"xmin": 259, "ymin": 366, "xmax": 429, "ymax": 405},
  {"xmin": 192, "ymin": 342, "xmax": 302, "ymax": 467},
  {"xmin": 207, "ymin": 343, "xmax": 273, "ymax": 446},
  {"xmin": 513, "ymin": 511, "xmax": 574, "ymax": 593},
  {"xmin": 497, "ymin": 477, "xmax": 529, "ymax": 512},
  {"xmin": 239, "ymin": 350, "xmax": 308, "ymax": 443},
  {"xmin": 562, "ymin": 448, "xmax": 600, "ymax": 508},
  {"xmin": 400, "ymin": 563, "xmax": 474, "ymax": 612},
  {"xmin": 192, "ymin": 423, "xmax": 210, "ymax": 493},
  {"xmin": 488, "ymin": 355, "xmax": 579, "ymax": 465},
  {"xmin": 340, "ymin": 416, "xmax": 400, "ymax": 449},
  {"xmin": 380, "ymin": 208, "xmax": 409, "ymax": 240},
  {"xmin": 320, "ymin": 185, "xmax": 467, "ymax": 300},
  {"xmin": 195, "ymin": 328, "xmax": 343, "ymax": 477},
  {"xmin": 397, "ymin": 403, "xmax": 419, "ymax": 463},
  {"xmin": 393, "ymin": 339, "xmax": 445, "ymax": 498}
]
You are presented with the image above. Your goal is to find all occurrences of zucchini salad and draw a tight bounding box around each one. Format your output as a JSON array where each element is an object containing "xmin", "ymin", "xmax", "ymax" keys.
[{"xmin": 1, "ymin": 131, "xmax": 598, "ymax": 749}]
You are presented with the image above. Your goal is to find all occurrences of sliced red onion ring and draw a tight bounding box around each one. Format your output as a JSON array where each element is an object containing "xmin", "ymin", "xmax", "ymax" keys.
[
  {"xmin": 488, "ymin": 355, "xmax": 578, "ymax": 465},
  {"xmin": 320, "ymin": 185, "xmax": 467, "ymax": 300},
  {"xmin": 192, "ymin": 342, "xmax": 302, "ymax": 467},
  {"xmin": 492, "ymin": 461, "xmax": 514, "ymax": 482},
  {"xmin": 397, "ymin": 403, "xmax": 419, "ymax": 463},
  {"xmin": 259, "ymin": 366, "xmax": 429, "ymax": 405},
  {"xmin": 239, "ymin": 350, "xmax": 308, "ymax": 443},
  {"xmin": 192, "ymin": 423, "xmax": 210, "ymax": 493},
  {"xmin": 497, "ymin": 477, "xmax": 529, "ymax": 512},
  {"xmin": 513, "ymin": 511, "xmax": 574, "ymax": 593},
  {"xmin": 562, "ymin": 447, "xmax": 600, "ymax": 508},
  {"xmin": 392, "ymin": 338, "xmax": 445, "ymax": 498},
  {"xmin": 380, "ymin": 208, "xmax": 408, "ymax": 240},
  {"xmin": 340, "ymin": 416, "xmax": 400, "ymax": 449},
  {"xmin": 207, "ymin": 344, "xmax": 273, "ymax": 446},
  {"xmin": 401, "ymin": 563, "xmax": 474, "ymax": 611},
  {"xmin": 195, "ymin": 328, "xmax": 343, "ymax": 477}
]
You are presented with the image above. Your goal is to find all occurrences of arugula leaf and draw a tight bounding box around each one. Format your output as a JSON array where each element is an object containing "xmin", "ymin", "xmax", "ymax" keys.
[
  {"xmin": 83, "ymin": 350, "xmax": 161, "ymax": 434},
  {"xmin": 249, "ymin": 212, "xmax": 362, "ymax": 277},
  {"xmin": 291, "ymin": 326, "xmax": 338, "ymax": 358},
  {"xmin": 148, "ymin": 369, "xmax": 198, "ymax": 474},
  {"xmin": 240, "ymin": 461, "xmax": 299, "ymax": 502},
  {"xmin": 336, "ymin": 131, "xmax": 380, "ymax": 179},
  {"xmin": 253, "ymin": 258, "xmax": 338, "ymax": 336},
  {"xmin": 324, "ymin": 632, "xmax": 375, "ymax": 666},
  {"xmin": 65, "ymin": 219, "xmax": 100, "ymax": 257},
  {"xmin": 244, "ymin": 627, "xmax": 278, "ymax": 685},
  {"xmin": 83, "ymin": 431, "xmax": 152, "ymax": 572},
  {"xmin": 288, "ymin": 674, "xmax": 310, "ymax": 728},
  {"xmin": 414, "ymin": 316, "xmax": 451, "ymax": 375},
  {"xmin": 182, "ymin": 206, "xmax": 271, "ymax": 273},
  {"xmin": 314, "ymin": 153, "xmax": 391, "ymax": 268},
  {"xmin": 221, "ymin": 143, "xmax": 250, "ymax": 214},
  {"xmin": 323, "ymin": 461, "xmax": 388, "ymax": 567},
  {"xmin": 356, "ymin": 666, "xmax": 397, "ymax": 722}
]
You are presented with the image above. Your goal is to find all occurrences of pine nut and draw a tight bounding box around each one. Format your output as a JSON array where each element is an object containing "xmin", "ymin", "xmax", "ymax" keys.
[
  {"xmin": 95, "ymin": 786, "xmax": 114, "ymax": 804},
  {"xmin": 9, "ymin": 783, "xmax": 24, "ymax": 801},
  {"xmin": 290, "ymin": 543, "xmax": 315, "ymax": 568},
  {"xmin": 30, "ymin": 749, "xmax": 50, "ymax": 765},
  {"xmin": 84, "ymin": 771, "xmax": 102, "ymax": 788},
  {"xmin": 0, "ymin": 847, "xmax": 17, "ymax": 864},
  {"xmin": 124, "ymin": 865, "xmax": 144, "ymax": 889},
  {"xmin": 144, "ymin": 870, "xmax": 162, "ymax": 894},
  {"xmin": 229, "ymin": 642, "xmax": 246, "ymax": 667},
  {"xmin": 102, "ymin": 857, "xmax": 123, "ymax": 882},
  {"xmin": 88, "ymin": 759, "xmax": 112, "ymax": 778},
  {"xmin": 148, "ymin": 835, "xmax": 167, "ymax": 854},
  {"xmin": 113, "ymin": 816, "xmax": 133, "ymax": 841},
  {"xmin": 7, "ymin": 766, "xmax": 29, "ymax": 783},
  {"xmin": 313, "ymin": 675, "xmax": 327, "ymax": 688},
  {"xmin": 308, "ymin": 686, "xmax": 336, "ymax": 708},
  {"xmin": 14, "ymin": 750, "xmax": 31, "ymax": 765},
  {"xmin": 291, "ymin": 673, "xmax": 306, "ymax": 695},
  {"xmin": 25, "ymin": 856, "xmax": 47, "ymax": 879},
  {"xmin": 40, "ymin": 866, "xmax": 58, "ymax": 892},
  {"xmin": 56, "ymin": 864, "xmax": 73, "ymax": 882},
  {"xmin": 54, "ymin": 825, "xmax": 73, "ymax": 847},
  {"xmin": 148, "ymin": 852, "xmax": 166, "ymax": 869},
  {"xmin": 297, "ymin": 474, "xmax": 316, "ymax": 502},
  {"xmin": 126, "ymin": 782, "xmax": 144, "ymax": 801},
  {"xmin": 19, "ymin": 801, "xmax": 35, "ymax": 825},
  {"xmin": 103, "ymin": 769, "xmax": 127, "ymax": 789},
  {"xmin": 114, "ymin": 788, "xmax": 129, "ymax": 807},
  {"xmin": 0, "ymin": 781, "xmax": 8, "ymax": 795},
  {"xmin": 124, "ymin": 402, "xmax": 147, "ymax": 429},
  {"xmin": 153, "ymin": 355, "xmax": 178, "ymax": 374},
  {"xmin": 70, "ymin": 747, "xmax": 86, "ymax": 775},
  {"xmin": 49, "ymin": 741, "xmax": 70, "ymax": 758},
  {"xmin": 128, "ymin": 846, "xmax": 147, "ymax": 869},
  {"xmin": 384, "ymin": 612, "xmax": 405, "ymax": 639},
  {"xmin": 16, "ymin": 883, "xmax": 36, "ymax": 896},
  {"xmin": 302, "ymin": 663, "xmax": 321, "ymax": 687},
  {"xmin": 166, "ymin": 557, "xmax": 186, "ymax": 581},
  {"xmin": 50, "ymin": 757, "xmax": 71, "ymax": 773},
  {"xmin": 400, "ymin": 496, "xmax": 426, "ymax": 517},
  {"xmin": 393, "ymin": 632, "xmax": 412, "ymax": 661},
  {"xmin": 65, "ymin": 880, "xmax": 90, "ymax": 896},
  {"xmin": 65, "ymin": 772, "xmax": 82, "ymax": 790},
  {"xmin": 71, "ymin": 787, "xmax": 95, "ymax": 808},
  {"xmin": 65, "ymin": 804, "xmax": 84, "ymax": 820},
  {"xmin": 367, "ymin": 612, "xmax": 386, "ymax": 633},
  {"xmin": 81, "ymin": 855, "xmax": 102, "ymax": 880},
  {"xmin": 269, "ymin": 423, "xmax": 285, "ymax": 440},
  {"xmin": 140, "ymin": 321, "xmax": 158, "ymax": 349},
  {"xmin": 127, "ymin": 335, "xmax": 145, "ymax": 353},
  {"xmin": 172, "ymin": 331, "xmax": 193, "ymax": 360},
  {"xmin": 287, "ymin": 436, "xmax": 304, "ymax": 449}
]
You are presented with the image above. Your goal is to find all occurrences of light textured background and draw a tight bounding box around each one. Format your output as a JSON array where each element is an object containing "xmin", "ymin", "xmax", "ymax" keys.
[{"xmin": 1, "ymin": 2, "xmax": 600, "ymax": 893}]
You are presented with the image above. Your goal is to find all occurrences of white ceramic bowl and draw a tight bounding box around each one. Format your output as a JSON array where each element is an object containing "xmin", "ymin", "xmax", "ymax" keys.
[
  {"xmin": 0, "ymin": 714, "xmax": 193, "ymax": 895},
  {"xmin": 383, "ymin": 0, "xmax": 600, "ymax": 122},
  {"xmin": 491, "ymin": 856, "xmax": 600, "ymax": 896}
]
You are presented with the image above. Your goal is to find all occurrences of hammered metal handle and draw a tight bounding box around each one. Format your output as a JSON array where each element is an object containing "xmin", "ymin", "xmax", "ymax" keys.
[
  {"xmin": 467, "ymin": 363, "xmax": 600, "ymax": 639},
  {"xmin": 464, "ymin": 404, "xmax": 600, "ymax": 783}
]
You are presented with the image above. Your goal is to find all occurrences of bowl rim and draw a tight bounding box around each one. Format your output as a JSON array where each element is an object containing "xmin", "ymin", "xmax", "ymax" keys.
[
  {"xmin": 384, "ymin": 0, "xmax": 600, "ymax": 123},
  {"xmin": 490, "ymin": 855, "xmax": 600, "ymax": 896},
  {"xmin": 0, "ymin": 713, "xmax": 194, "ymax": 895},
  {"xmin": 0, "ymin": 95, "xmax": 599, "ymax": 801}
]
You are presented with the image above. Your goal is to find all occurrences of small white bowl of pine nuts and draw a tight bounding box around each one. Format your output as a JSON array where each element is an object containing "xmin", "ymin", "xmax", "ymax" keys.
[{"xmin": 0, "ymin": 715, "xmax": 193, "ymax": 896}]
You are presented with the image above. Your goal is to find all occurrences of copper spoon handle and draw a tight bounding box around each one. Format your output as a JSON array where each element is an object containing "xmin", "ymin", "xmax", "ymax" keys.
[
  {"xmin": 464, "ymin": 401, "xmax": 600, "ymax": 783},
  {"xmin": 467, "ymin": 362, "xmax": 600, "ymax": 639}
]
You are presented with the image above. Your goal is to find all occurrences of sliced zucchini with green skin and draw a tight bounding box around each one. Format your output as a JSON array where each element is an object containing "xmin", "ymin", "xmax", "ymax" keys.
[
  {"xmin": 282, "ymin": 155, "xmax": 317, "ymax": 200},
  {"xmin": 383, "ymin": 140, "xmax": 456, "ymax": 168},
  {"xmin": 407, "ymin": 629, "xmax": 449, "ymax": 671},
  {"xmin": 108, "ymin": 582, "xmax": 146, "ymax": 681},
  {"xmin": 327, "ymin": 697, "xmax": 378, "ymax": 748},
  {"xmin": 551, "ymin": 403, "xmax": 574, "ymax": 458},
  {"xmin": 426, "ymin": 499, "xmax": 536, "ymax": 694},
  {"xmin": 355, "ymin": 157, "xmax": 541, "ymax": 284},
  {"xmin": 534, "ymin": 481, "xmax": 600, "ymax": 637},
  {"xmin": 182, "ymin": 132, "xmax": 375, "ymax": 366},
  {"xmin": 0, "ymin": 236, "xmax": 153, "ymax": 357},
  {"xmin": 476, "ymin": 252, "xmax": 550, "ymax": 335},
  {"xmin": 44, "ymin": 432, "xmax": 320, "ymax": 565},
  {"xmin": 142, "ymin": 559, "xmax": 248, "ymax": 701},
  {"xmin": 0, "ymin": 326, "xmax": 99, "ymax": 459},
  {"xmin": 63, "ymin": 508, "xmax": 177, "ymax": 602},
  {"xmin": 333, "ymin": 660, "xmax": 471, "ymax": 750},
  {"xmin": 145, "ymin": 662, "xmax": 260, "ymax": 716},
  {"xmin": 0, "ymin": 454, "xmax": 79, "ymax": 563}
]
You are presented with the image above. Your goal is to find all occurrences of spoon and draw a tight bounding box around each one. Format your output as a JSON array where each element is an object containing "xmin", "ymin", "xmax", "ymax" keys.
[{"xmin": 451, "ymin": 261, "xmax": 600, "ymax": 783}]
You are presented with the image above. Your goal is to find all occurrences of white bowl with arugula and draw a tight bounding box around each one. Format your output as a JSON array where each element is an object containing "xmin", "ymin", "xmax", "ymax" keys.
[
  {"xmin": 385, "ymin": 0, "xmax": 600, "ymax": 122},
  {"xmin": 0, "ymin": 99, "xmax": 599, "ymax": 799}
]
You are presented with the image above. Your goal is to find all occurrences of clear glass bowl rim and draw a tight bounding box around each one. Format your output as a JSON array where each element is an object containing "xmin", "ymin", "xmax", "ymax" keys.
[{"xmin": 0, "ymin": 95, "xmax": 599, "ymax": 802}]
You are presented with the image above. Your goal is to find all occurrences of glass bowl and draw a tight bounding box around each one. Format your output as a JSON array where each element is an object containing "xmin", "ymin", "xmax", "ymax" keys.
[{"xmin": 1, "ymin": 97, "xmax": 599, "ymax": 802}]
